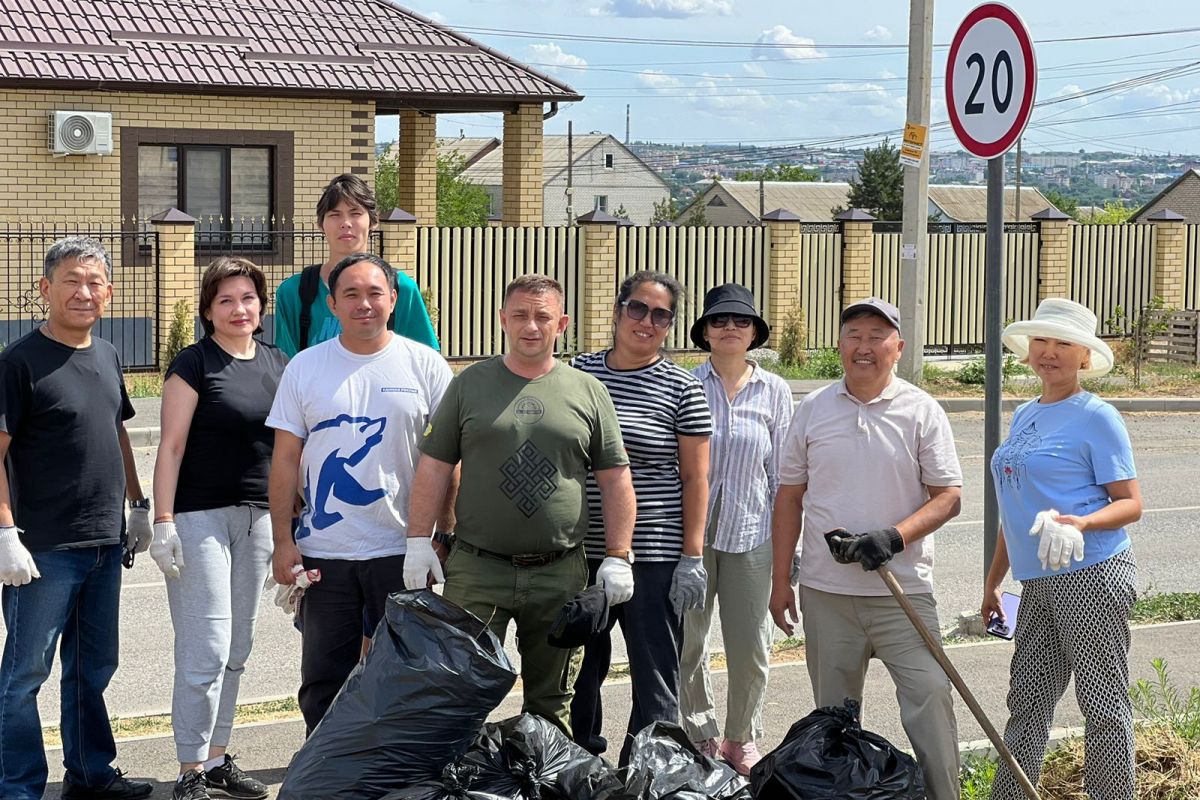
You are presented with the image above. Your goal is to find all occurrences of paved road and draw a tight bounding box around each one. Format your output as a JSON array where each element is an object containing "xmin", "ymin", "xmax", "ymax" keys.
[{"xmin": 4, "ymin": 412, "xmax": 1199, "ymax": 730}]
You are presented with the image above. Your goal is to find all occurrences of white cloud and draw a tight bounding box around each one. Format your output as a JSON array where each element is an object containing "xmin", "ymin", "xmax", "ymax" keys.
[
  {"xmin": 525, "ymin": 43, "xmax": 588, "ymax": 74},
  {"xmin": 689, "ymin": 73, "xmax": 769, "ymax": 114},
  {"xmin": 864, "ymin": 25, "xmax": 892, "ymax": 41},
  {"xmin": 419, "ymin": 9, "xmax": 447, "ymax": 23},
  {"xmin": 878, "ymin": 69, "xmax": 898, "ymax": 80},
  {"xmin": 742, "ymin": 62, "xmax": 768, "ymax": 77},
  {"xmin": 637, "ymin": 69, "xmax": 683, "ymax": 91},
  {"xmin": 815, "ymin": 82, "xmax": 904, "ymax": 118},
  {"xmin": 591, "ymin": 0, "xmax": 732, "ymax": 17},
  {"xmin": 753, "ymin": 25, "xmax": 824, "ymax": 61}
]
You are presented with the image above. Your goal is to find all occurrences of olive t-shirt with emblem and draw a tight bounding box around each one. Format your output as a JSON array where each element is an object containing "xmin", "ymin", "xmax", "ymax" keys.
[{"xmin": 420, "ymin": 357, "xmax": 628, "ymax": 555}]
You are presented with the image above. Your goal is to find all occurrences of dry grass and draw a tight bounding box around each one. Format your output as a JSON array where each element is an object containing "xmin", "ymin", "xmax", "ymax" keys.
[{"xmin": 1038, "ymin": 723, "xmax": 1200, "ymax": 800}]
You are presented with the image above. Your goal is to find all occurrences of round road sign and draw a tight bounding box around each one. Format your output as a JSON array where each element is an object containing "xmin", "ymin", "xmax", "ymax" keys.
[{"xmin": 946, "ymin": 3, "xmax": 1036, "ymax": 159}]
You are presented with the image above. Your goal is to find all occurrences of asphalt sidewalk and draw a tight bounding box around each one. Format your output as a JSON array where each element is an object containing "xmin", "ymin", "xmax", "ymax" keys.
[{"xmin": 40, "ymin": 620, "xmax": 1200, "ymax": 799}]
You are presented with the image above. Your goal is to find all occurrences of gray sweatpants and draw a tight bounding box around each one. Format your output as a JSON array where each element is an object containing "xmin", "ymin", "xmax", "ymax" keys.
[{"xmin": 166, "ymin": 505, "xmax": 272, "ymax": 763}]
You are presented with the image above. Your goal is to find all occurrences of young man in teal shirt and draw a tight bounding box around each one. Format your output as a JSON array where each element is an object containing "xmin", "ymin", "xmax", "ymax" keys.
[{"xmin": 273, "ymin": 174, "xmax": 438, "ymax": 357}]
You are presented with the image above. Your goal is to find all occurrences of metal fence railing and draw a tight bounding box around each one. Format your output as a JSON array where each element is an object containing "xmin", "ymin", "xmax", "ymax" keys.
[
  {"xmin": 0, "ymin": 224, "xmax": 159, "ymax": 370},
  {"xmin": 1070, "ymin": 224, "xmax": 1156, "ymax": 336}
]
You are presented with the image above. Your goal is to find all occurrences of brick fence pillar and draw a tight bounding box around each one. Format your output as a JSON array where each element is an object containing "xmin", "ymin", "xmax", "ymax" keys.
[
  {"xmin": 397, "ymin": 109, "xmax": 438, "ymax": 226},
  {"xmin": 761, "ymin": 209, "xmax": 800, "ymax": 348},
  {"xmin": 1146, "ymin": 209, "xmax": 1187, "ymax": 309},
  {"xmin": 1032, "ymin": 207, "xmax": 1074, "ymax": 301},
  {"xmin": 502, "ymin": 104, "xmax": 544, "ymax": 227},
  {"xmin": 836, "ymin": 209, "xmax": 876, "ymax": 307},
  {"xmin": 576, "ymin": 210, "xmax": 619, "ymax": 353},
  {"xmin": 150, "ymin": 208, "xmax": 197, "ymax": 369},
  {"xmin": 379, "ymin": 208, "xmax": 418, "ymax": 280}
]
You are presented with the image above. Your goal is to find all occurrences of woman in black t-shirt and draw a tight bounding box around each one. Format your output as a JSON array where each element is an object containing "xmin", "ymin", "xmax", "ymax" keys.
[{"xmin": 151, "ymin": 257, "xmax": 288, "ymax": 800}]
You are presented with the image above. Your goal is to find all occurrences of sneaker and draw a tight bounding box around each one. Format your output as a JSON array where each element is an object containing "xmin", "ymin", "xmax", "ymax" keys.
[
  {"xmin": 693, "ymin": 737, "xmax": 721, "ymax": 759},
  {"xmin": 719, "ymin": 739, "xmax": 762, "ymax": 776},
  {"xmin": 205, "ymin": 754, "xmax": 268, "ymax": 800},
  {"xmin": 172, "ymin": 769, "xmax": 212, "ymax": 800},
  {"xmin": 61, "ymin": 768, "xmax": 154, "ymax": 799}
]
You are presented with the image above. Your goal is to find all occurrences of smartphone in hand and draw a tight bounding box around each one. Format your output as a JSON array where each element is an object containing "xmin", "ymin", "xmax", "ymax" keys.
[{"xmin": 986, "ymin": 591, "xmax": 1021, "ymax": 640}]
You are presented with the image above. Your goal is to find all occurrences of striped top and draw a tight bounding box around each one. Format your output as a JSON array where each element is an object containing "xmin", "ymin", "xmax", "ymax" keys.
[
  {"xmin": 693, "ymin": 360, "xmax": 794, "ymax": 553},
  {"xmin": 572, "ymin": 351, "xmax": 713, "ymax": 562}
]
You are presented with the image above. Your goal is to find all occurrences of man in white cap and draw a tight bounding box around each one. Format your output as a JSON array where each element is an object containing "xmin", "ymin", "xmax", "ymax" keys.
[{"xmin": 768, "ymin": 296, "xmax": 964, "ymax": 800}]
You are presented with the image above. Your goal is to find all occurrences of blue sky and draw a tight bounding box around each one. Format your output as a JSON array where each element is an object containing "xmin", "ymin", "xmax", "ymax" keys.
[{"xmin": 375, "ymin": 0, "xmax": 1200, "ymax": 155}]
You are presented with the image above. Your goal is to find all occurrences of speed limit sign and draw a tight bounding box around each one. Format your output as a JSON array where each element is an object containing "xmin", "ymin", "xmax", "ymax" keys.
[{"xmin": 946, "ymin": 3, "xmax": 1036, "ymax": 159}]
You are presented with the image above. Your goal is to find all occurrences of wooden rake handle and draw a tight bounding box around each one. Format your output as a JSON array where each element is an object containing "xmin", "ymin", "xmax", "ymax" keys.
[{"xmin": 875, "ymin": 564, "xmax": 1041, "ymax": 800}]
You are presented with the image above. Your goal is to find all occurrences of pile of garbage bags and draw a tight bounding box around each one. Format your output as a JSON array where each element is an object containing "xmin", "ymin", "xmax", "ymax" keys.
[{"xmin": 278, "ymin": 591, "xmax": 922, "ymax": 800}]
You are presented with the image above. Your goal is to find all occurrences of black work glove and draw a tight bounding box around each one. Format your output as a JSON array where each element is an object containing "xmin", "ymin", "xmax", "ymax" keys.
[
  {"xmin": 823, "ymin": 529, "xmax": 856, "ymax": 564},
  {"xmin": 841, "ymin": 527, "xmax": 905, "ymax": 571}
]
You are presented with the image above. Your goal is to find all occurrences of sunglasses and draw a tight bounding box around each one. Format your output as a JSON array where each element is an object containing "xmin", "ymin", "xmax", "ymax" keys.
[
  {"xmin": 708, "ymin": 314, "xmax": 754, "ymax": 329},
  {"xmin": 621, "ymin": 298, "xmax": 675, "ymax": 329}
]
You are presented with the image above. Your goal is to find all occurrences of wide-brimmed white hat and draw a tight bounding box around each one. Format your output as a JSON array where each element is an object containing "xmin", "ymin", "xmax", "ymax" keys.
[{"xmin": 1001, "ymin": 298, "xmax": 1114, "ymax": 379}]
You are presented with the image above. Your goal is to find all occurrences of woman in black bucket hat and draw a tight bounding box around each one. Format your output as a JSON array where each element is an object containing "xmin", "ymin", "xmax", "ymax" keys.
[{"xmin": 679, "ymin": 283, "xmax": 793, "ymax": 775}]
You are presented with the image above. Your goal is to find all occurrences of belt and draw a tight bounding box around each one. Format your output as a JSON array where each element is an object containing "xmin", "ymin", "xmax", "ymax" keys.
[{"xmin": 456, "ymin": 541, "xmax": 578, "ymax": 568}]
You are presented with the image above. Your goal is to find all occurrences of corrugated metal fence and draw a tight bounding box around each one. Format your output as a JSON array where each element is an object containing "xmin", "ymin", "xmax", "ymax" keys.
[
  {"xmin": 1186, "ymin": 224, "xmax": 1200, "ymax": 312},
  {"xmin": 798, "ymin": 223, "xmax": 843, "ymax": 349},
  {"xmin": 416, "ymin": 226, "xmax": 581, "ymax": 357},
  {"xmin": 872, "ymin": 222, "xmax": 1040, "ymax": 352},
  {"xmin": 615, "ymin": 225, "xmax": 768, "ymax": 351},
  {"xmin": 1070, "ymin": 224, "xmax": 1156, "ymax": 335}
]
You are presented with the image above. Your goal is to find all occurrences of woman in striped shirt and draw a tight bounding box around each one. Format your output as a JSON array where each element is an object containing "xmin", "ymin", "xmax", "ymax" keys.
[
  {"xmin": 569, "ymin": 270, "xmax": 713, "ymax": 766},
  {"xmin": 679, "ymin": 283, "xmax": 793, "ymax": 775}
]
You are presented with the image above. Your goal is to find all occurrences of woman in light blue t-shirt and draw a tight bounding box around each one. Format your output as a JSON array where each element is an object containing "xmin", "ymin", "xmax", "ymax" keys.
[{"xmin": 982, "ymin": 298, "xmax": 1142, "ymax": 800}]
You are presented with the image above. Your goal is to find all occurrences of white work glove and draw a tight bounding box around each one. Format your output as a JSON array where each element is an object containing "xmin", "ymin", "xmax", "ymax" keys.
[
  {"xmin": 150, "ymin": 521, "xmax": 185, "ymax": 579},
  {"xmin": 0, "ymin": 526, "xmax": 39, "ymax": 586},
  {"xmin": 270, "ymin": 565, "xmax": 321, "ymax": 616},
  {"xmin": 125, "ymin": 506, "xmax": 153, "ymax": 555},
  {"xmin": 403, "ymin": 536, "xmax": 444, "ymax": 590},
  {"xmin": 1030, "ymin": 509, "xmax": 1085, "ymax": 572},
  {"xmin": 596, "ymin": 556, "xmax": 635, "ymax": 605},
  {"xmin": 669, "ymin": 555, "xmax": 707, "ymax": 617}
]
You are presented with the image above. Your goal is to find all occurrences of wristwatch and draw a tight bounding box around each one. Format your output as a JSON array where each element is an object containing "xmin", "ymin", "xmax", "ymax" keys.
[
  {"xmin": 433, "ymin": 531, "xmax": 456, "ymax": 547},
  {"xmin": 129, "ymin": 498, "xmax": 150, "ymax": 511},
  {"xmin": 606, "ymin": 548, "xmax": 635, "ymax": 564}
]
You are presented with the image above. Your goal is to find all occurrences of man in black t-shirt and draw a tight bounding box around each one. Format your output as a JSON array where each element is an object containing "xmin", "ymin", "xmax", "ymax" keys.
[{"xmin": 0, "ymin": 238, "xmax": 153, "ymax": 800}]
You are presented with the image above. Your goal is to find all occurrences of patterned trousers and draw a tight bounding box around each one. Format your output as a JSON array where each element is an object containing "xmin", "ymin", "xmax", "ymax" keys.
[{"xmin": 992, "ymin": 548, "xmax": 1137, "ymax": 800}]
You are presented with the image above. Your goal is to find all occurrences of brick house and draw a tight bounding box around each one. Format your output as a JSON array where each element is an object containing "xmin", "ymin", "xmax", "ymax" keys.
[{"xmin": 1132, "ymin": 169, "xmax": 1200, "ymax": 223}]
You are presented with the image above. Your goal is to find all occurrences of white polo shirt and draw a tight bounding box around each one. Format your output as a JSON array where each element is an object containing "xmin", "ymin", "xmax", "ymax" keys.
[{"xmin": 779, "ymin": 376, "xmax": 962, "ymax": 596}]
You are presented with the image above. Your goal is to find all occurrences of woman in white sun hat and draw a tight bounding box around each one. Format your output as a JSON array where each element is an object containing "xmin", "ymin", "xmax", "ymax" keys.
[{"xmin": 983, "ymin": 297, "xmax": 1142, "ymax": 800}]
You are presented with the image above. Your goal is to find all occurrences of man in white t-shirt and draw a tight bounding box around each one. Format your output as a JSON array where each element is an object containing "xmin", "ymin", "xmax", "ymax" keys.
[
  {"xmin": 768, "ymin": 298, "xmax": 964, "ymax": 800},
  {"xmin": 267, "ymin": 253, "xmax": 453, "ymax": 734}
]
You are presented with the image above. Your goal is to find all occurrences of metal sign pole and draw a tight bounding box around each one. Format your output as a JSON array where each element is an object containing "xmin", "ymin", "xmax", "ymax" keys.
[{"xmin": 983, "ymin": 156, "xmax": 1005, "ymax": 577}]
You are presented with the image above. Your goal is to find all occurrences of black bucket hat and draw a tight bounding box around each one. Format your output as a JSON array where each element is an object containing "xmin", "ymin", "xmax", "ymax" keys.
[{"xmin": 689, "ymin": 283, "xmax": 770, "ymax": 351}]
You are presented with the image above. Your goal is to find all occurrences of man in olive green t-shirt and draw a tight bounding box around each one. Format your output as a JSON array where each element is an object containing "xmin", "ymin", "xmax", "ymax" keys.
[{"xmin": 404, "ymin": 275, "xmax": 636, "ymax": 735}]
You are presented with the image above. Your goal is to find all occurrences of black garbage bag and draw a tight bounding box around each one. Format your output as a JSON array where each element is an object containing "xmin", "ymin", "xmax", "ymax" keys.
[
  {"xmin": 380, "ymin": 764, "xmax": 509, "ymax": 800},
  {"xmin": 749, "ymin": 700, "xmax": 926, "ymax": 800},
  {"xmin": 278, "ymin": 590, "xmax": 518, "ymax": 800},
  {"xmin": 622, "ymin": 722, "xmax": 751, "ymax": 800},
  {"xmin": 460, "ymin": 713, "xmax": 618, "ymax": 800}
]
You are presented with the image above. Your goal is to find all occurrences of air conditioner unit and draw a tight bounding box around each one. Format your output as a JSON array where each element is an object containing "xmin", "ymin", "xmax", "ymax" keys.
[{"xmin": 47, "ymin": 111, "xmax": 113, "ymax": 155}]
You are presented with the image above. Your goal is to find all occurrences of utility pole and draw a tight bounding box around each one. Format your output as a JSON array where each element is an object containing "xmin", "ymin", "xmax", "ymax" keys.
[
  {"xmin": 566, "ymin": 120, "xmax": 574, "ymax": 225},
  {"xmin": 625, "ymin": 104, "xmax": 630, "ymax": 145},
  {"xmin": 1014, "ymin": 137, "xmax": 1023, "ymax": 221},
  {"xmin": 898, "ymin": 0, "xmax": 933, "ymax": 383}
]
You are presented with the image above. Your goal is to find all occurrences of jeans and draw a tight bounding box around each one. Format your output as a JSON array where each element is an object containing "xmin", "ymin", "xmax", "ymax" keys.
[
  {"xmin": 297, "ymin": 555, "xmax": 406, "ymax": 734},
  {"xmin": 0, "ymin": 544, "xmax": 123, "ymax": 800},
  {"xmin": 571, "ymin": 559, "xmax": 682, "ymax": 766}
]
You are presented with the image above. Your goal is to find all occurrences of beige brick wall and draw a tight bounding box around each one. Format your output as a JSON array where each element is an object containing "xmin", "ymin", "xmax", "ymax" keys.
[
  {"xmin": 380, "ymin": 220, "xmax": 417, "ymax": 279},
  {"xmin": 841, "ymin": 220, "xmax": 875, "ymax": 305},
  {"xmin": 396, "ymin": 110, "xmax": 437, "ymax": 226},
  {"xmin": 1151, "ymin": 220, "xmax": 1187, "ymax": 308},
  {"xmin": 763, "ymin": 218, "xmax": 800, "ymax": 348},
  {"xmin": 152, "ymin": 219, "xmax": 196, "ymax": 366},
  {"xmin": 502, "ymin": 104, "xmax": 544, "ymax": 227},
  {"xmin": 0, "ymin": 88, "xmax": 374, "ymax": 224},
  {"xmin": 1037, "ymin": 219, "xmax": 1074, "ymax": 300},
  {"xmin": 579, "ymin": 221, "xmax": 617, "ymax": 352}
]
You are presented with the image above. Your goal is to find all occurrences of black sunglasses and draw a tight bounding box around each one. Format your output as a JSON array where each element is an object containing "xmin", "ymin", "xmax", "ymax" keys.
[
  {"xmin": 621, "ymin": 298, "xmax": 675, "ymax": 329},
  {"xmin": 708, "ymin": 314, "xmax": 754, "ymax": 329}
]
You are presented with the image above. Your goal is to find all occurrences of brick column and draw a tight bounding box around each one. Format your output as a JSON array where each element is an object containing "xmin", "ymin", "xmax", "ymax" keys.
[
  {"xmin": 396, "ymin": 109, "xmax": 437, "ymax": 226},
  {"xmin": 835, "ymin": 209, "xmax": 876, "ymax": 307},
  {"xmin": 150, "ymin": 208, "xmax": 197, "ymax": 369},
  {"xmin": 502, "ymin": 104, "xmax": 544, "ymax": 227},
  {"xmin": 1146, "ymin": 209, "xmax": 1187, "ymax": 308},
  {"xmin": 761, "ymin": 209, "xmax": 801, "ymax": 348},
  {"xmin": 576, "ymin": 210, "xmax": 619, "ymax": 353},
  {"xmin": 1032, "ymin": 207, "xmax": 1074, "ymax": 301},
  {"xmin": 379, "ymin": 208, "xmax": 418, "ymax": 280}
]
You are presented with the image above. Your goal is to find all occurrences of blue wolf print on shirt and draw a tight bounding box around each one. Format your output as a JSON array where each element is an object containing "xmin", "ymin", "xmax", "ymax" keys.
[{"xmin": 295, "ymin": 415, "xmax": 387, "ymax": 540}]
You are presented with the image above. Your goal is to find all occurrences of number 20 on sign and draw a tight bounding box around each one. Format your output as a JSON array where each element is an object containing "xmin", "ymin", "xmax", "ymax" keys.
[{"xmin": 946, "ymin": 3, "xmax": 1036, "ymax": 159}]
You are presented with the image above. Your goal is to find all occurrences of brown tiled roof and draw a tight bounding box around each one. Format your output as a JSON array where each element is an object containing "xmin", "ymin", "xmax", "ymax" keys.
[{"xmin": 0, "ymin": 0, "xmax": 582, "ymax": 110}]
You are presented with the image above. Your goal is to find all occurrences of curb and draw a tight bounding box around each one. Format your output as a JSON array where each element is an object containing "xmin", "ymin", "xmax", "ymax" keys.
[{"xmin": 126, "ymin": 427, "xmax": 160, "ymax": 447}]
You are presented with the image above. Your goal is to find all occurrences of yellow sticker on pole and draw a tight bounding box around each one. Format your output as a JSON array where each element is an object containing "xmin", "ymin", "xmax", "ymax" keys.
[{"xmin": 900, "ymin": 122, "xmax": 928, "ymax": 168}]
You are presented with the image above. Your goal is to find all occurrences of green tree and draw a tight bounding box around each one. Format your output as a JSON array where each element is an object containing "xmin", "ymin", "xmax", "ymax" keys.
[
  {"xmin": 832, "ymin": 139, "xmax": 903, "ymax": 221},
  {"xmin": 613, "ymin": 203, "xmax": 631, "ymax": 221},
  {"xmin": 650, "ymin": 196, "xmax": 679, "ymax": 223},
  {"xmin": 734, "ymin": 163, "xmax": 819, "ymax": 182},
  {"xmin": 375, "ymin": 147, "xmax": 399, "ymax": 215},
  {"xmin": 373, "ymin": 149, "xmax": 491, "ymax": 226},
  {"xmin": 1080, "ymin": 199, "xmax": 1134, "ymax": 225},
  {"xmin": 680, "ymin": 201, "xmax": 708, "ymax": 227},
  {"xmin": 1043, "ymin": 188, "xmax": 1079, "ymax": 219}
]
